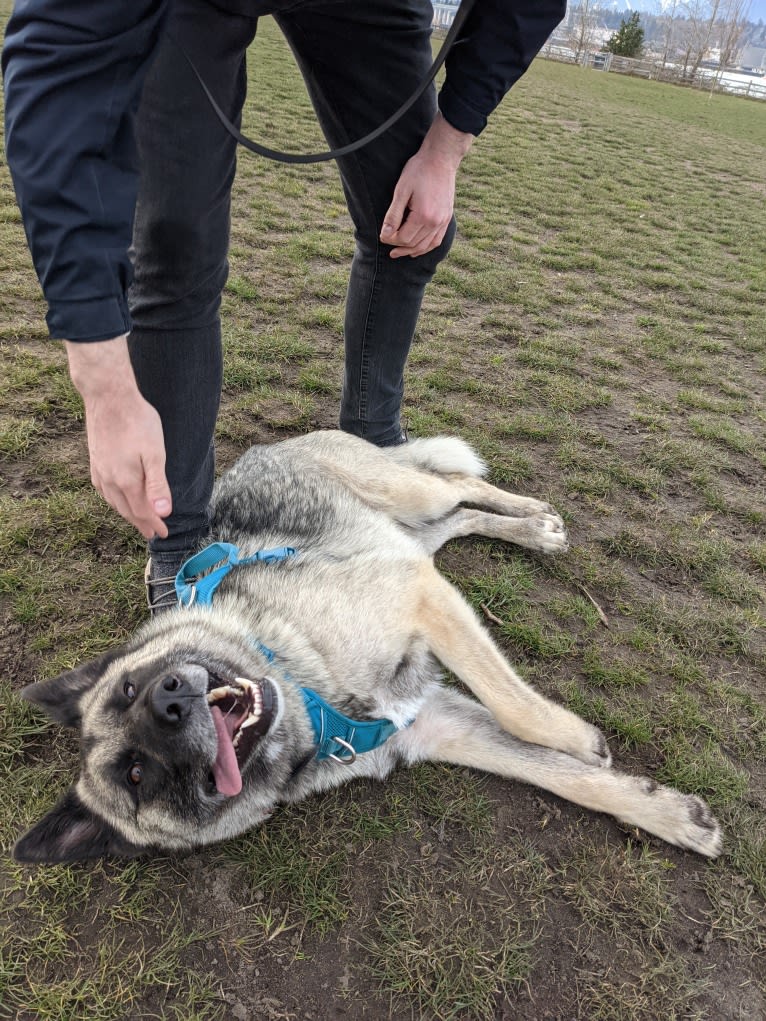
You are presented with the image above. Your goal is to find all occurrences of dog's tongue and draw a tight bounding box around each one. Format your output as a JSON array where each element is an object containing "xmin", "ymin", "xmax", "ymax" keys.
[{"xmin": 210, "ymin": 705, "xmax": 243, "ymax": 796}]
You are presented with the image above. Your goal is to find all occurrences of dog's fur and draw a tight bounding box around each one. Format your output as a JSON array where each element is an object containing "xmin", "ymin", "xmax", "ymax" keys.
[{"xmin": 14, "ymin": 431, "xmax": 722, "ymax": 863}]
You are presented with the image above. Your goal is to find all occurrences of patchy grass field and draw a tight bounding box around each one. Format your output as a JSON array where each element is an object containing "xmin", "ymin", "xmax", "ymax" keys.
[{"xmin": 2, "ymin": 12, "xmax": 765, "ymax": 1021}]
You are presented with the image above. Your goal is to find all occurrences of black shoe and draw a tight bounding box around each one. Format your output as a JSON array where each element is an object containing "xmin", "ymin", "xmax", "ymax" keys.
[{"xmin": 144, "ymin": 557, "xmax": 184, "ymax": 615}]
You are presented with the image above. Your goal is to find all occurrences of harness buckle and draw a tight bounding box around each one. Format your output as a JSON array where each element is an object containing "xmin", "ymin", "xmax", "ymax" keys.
[
  {"xmin": 179, "ymin": 584, "xmax": 197, "ymax": 609},
  {"xmin": 328, "ymin": 737, "xmax": 357, "ymax": 765}
]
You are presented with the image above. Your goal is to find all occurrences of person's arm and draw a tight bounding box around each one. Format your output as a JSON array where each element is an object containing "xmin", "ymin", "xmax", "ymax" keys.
[
  {"xmin": 439, "ymin": 0, "xmax": 567, "ymax": 136},
  {"xmin": 4, "ymin": 3, "xmax": 172, "ymax": 537},
  {"xmin": 2, "ymin": 0, "xmax": 167, "ymax": 341},
  {"xmin": 380, "ymin": 0, "xmax": 566, "ymax": 258}
]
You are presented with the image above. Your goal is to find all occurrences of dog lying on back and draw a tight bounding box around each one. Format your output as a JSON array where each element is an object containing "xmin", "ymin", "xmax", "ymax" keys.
[{"xmin": 14, "ymin": 431, "xmax": 722, "ymax": 863}]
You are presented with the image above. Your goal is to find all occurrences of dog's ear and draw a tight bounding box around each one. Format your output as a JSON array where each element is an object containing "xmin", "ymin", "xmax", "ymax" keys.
[
  {"xmin": 13, "ymin": 788, "xmax": 143, "ymax": 864},
  {"xmin": 20, "ymin": 647, "xmax": 126, "ymax": 729}
]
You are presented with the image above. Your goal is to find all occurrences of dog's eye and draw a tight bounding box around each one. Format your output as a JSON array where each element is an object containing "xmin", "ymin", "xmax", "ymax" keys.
[
  {"xmin": 124, "ymin": 682, "xmax": 136, "ymax": 701},
  {"xmin": 128, "ymin": 762, "xmax": 143, "ymax": 785}
]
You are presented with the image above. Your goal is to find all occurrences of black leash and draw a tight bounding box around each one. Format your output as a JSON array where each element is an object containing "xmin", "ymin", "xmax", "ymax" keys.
[{"xmin": 172, "ymin": 0, "xmax": 475, "ymax": 164}]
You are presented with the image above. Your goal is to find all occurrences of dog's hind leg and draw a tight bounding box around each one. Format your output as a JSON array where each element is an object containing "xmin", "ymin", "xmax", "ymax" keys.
[
  {"xmin": 315, "ymin": 442, "xmax": 560, "ymax": 531},
  {"xmin": 414, "ymin": 566, "xmax": 609, "ymax": 768},
  {"xmin": 387, "ymin": 438, "xmax": 560, "ymax": 520},
  {"xmin": 408, "ymin": 506, "xmax": 568, "ymax": 556},
  {"xmin": 396, "ymin": 688, "xmax": 722, "ymax": 858}
]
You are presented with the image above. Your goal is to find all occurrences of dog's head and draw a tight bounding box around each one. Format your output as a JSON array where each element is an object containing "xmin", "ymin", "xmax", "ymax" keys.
[{"xmin": 14, "ymin": 617, "xmax": 295, "ymax": 864}]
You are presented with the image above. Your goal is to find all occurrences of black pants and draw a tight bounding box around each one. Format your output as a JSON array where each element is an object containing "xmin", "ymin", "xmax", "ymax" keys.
[{"xmin": 128, "ymin": 0, "xmax": 456, "ymax": 558}]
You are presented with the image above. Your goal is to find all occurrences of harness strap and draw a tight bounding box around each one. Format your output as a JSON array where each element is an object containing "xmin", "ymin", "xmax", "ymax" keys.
[
  {"xmin": 170, "ymin": 0, "xmax": 476, "ymax": 165},
  {"xmin": 301, "ymin": 687, "xmax": 401, "ymax": 764},
  {"xmin": 175, "ymin": 541, "xmax": 296, "ymax": 607},
  {"xmin": 174, "ymin": 542, "xmax": 412, "ymax": 761}
]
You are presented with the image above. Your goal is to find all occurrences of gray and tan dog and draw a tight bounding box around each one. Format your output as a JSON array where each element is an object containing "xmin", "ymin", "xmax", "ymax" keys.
[{"xmin": 14, "ymin": 431, "xmax": 722, "ymax": 863}]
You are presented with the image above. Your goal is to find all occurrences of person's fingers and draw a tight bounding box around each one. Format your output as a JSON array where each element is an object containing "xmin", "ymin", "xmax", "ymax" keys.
[
  {"xmin": 380, "ymin": 180, "xmax": 411, "ymax": 244},
  {"xmin": 98, "ymin": 478, "xmax": 159, "ymax": 540},
  {"xmin": 143, "ymin": 450, "xmax": 172, "ymax": 523},
  {"xmin": 387, "ymin": 209, "xmax": 431, "ymax": 250},
  {"xmin": 389, "ymin": 224, "xmax": 449, "ymax": 259},
  {"xmin": 121, "ymin": 469, "xmax": 170, "ymax": 539}
]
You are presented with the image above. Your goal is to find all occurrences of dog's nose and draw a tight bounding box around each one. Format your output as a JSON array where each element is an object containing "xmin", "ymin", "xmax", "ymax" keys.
[{"xmin": 150, "ymin": 674, "xmax": 192, "ymax": 726}]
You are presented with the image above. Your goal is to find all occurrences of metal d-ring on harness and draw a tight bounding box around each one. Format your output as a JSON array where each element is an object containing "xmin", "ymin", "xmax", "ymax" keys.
[
  {"xmin": 171, "ymin": 0, "xmax": 477, "ymax": 165},
  {"xmin": 174, "ymin": 542, "xmax": 412, "ymax": 765},
  {"xmin": 328, "ymin": 738, "xmax": 356, "ymax": 765}
]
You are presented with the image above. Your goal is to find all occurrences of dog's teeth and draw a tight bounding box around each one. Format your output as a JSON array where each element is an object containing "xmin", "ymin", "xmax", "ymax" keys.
[
  {"xmin": 207, "ymin": 685, "xmax": 241, "ymax": 704},
  {"xmin": 240, "ymin": 709, "xmax": 262, "ymax": 730},
  {"xmin": 234, "ymin": 677, "xmax": 258, "ymax": 694},
  {"xmin": 207, "ymin": 679, "xmax": 261, "ymax": 704}
]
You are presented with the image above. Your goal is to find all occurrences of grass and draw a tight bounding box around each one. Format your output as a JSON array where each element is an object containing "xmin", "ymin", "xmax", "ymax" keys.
[
  {"xmin": 364, "ymin": 866, "xmax": 536, "ymax": 1021},
  {"xmin": 1, "ymin": 9, "xmax": 765, "ymax": 1021}
]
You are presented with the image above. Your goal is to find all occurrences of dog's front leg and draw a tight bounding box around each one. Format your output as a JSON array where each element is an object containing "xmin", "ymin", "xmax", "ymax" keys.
[
  {"xmin": 396, "ymin": 688, "xmax": 722, "ymax": 858},
  {"xmin": 416, "ymin": 567, "xmax": 610, "ymax": 768}
]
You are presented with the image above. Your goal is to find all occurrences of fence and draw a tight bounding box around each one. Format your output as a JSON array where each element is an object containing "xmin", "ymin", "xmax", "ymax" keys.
[
  {"xmin": 431, "ymin": 12, "xmax": 766, "ymax": 101},
  {"xmin": 432, "ymin": 2, "xmax": 460, "ymax": 30},
  {"xmin": 541, "ymin": 44, "xmax": 766, "ymax": 101}
]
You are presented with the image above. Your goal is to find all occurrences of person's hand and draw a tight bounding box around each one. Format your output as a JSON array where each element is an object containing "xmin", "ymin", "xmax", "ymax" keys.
[
  {"xmin": 380, "ymin": 112, "xmax": 474, "ymax": 259},
  {"xmin": 64, "ymin": 337, "xmax": 172, "ymax": 539}
]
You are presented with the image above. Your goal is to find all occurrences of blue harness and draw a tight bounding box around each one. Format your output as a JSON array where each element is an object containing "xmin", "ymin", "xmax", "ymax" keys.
[
  {"xmin": 175, "ymin": 542, "xmax": 408, "ymax": 764},
  {"xmin": 175, "ymin": 542, "xmax": 297, "ymax": 607}
]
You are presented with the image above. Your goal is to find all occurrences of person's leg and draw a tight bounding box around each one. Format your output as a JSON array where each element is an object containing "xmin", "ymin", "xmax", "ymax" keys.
[
  {"xmin": 276, "ymin": 0, "xmax": 456, "ymax": 446},
  {"xmin": 128, "ymin": 0, "xmax": 258, "ymax": 585}
]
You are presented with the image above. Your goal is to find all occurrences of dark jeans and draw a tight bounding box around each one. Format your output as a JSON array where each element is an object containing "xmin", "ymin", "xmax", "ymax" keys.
[{"xmin": 128, "ymin": 0, "xmax": 455, "ymax": 558}]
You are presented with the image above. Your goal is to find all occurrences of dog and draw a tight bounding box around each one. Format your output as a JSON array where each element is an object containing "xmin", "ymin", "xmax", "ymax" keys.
[{"xmin": 14, "ymin": 431, "xmax": 723, "ymax": 863}]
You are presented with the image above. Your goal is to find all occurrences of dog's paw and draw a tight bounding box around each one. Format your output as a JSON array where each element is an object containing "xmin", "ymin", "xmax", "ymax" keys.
[
  {"xmin": 671, "ymin": 793, "xmax": 723, "ymax": 858},
  {"xmin": 503, "ymin": 512, "xmax": 568, "ymax": 555},
  {"xmin": 529, "ymin": 512, "xmax": 569, "ymax": 554},
  {"xmin": 628, "ymin": 785, "xmax": 723, "ymax": 858},
  {"xmin": 548, "ymin": 710, "xmax": 612, "ymax": 768},
  {"xmin": 574, "ymin": 721, "xmax": 612, "ymax": 769},
  {"xmin": 514, "ymin": 496, "xmax": 558, "ymax": 518}
]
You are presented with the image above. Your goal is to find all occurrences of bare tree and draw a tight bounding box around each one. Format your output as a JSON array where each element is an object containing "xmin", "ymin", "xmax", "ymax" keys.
[
  {"xmin": 680, "ymin": 0, "xmax": 722, "ymax": 78},
  {"xmin": 716, "ymin": 0, "xmax": 752, "ymax": 71},
  {"xmin": 567, "ymin": 0, "xmax": 599, "ymax": 63},
  {"xmin": 658, "ymin": 0, "xmax": 683, "ymax": 73}
]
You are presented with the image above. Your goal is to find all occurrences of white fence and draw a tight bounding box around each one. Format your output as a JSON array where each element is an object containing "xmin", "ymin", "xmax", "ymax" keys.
[
  {"xmin": 431, "ymin": 10, "xmax": 766, "ymax": 101},
  {"xmin": 432, "ymin": 2, "xmax": 460, "ymax": 30},
  {"xmin": 542, "ymin": 44, "xmax": 766, "ymax": 101}
]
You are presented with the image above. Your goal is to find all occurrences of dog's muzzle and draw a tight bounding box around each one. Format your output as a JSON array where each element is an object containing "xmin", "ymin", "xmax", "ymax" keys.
[{"xmin": 206, "ymin": 676, "xmax": 276, "ymax": 796}]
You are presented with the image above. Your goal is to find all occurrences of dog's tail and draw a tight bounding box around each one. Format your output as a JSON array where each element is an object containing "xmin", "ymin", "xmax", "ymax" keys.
[{"xmin": 386, "ymin": 437, "xmax": 487, "ymax": 478}]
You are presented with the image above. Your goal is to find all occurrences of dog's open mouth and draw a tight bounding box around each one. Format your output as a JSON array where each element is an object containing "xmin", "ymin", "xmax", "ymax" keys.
[{"xmin": 207, "ymin": 677, "xmax": 275, "ymax": 797}]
